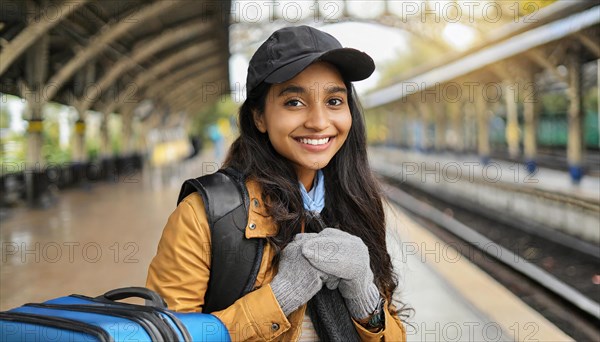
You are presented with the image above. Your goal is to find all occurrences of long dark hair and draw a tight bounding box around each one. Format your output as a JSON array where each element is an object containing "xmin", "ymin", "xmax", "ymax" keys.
[{"xmin": 223, "ymin": 79, "xmax": 406, "ymax": 317}]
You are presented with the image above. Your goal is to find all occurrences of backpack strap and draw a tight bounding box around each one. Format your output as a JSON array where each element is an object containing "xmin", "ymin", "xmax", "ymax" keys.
[{"xmin": 177, "ymin": 167, "xmax": 265, "ymax": 313}]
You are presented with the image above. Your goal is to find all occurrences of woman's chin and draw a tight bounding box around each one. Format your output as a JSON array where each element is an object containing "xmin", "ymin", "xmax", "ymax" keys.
[{"xmin": 302, "ymin": 159, "xmax": 330, "ymax": 171}]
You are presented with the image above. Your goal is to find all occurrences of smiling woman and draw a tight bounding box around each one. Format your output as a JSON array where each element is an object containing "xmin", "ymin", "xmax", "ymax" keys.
[
  {"xmin": 253, "ymin": 62, "xmax": 352, "ymax": 190},
  {"xmin": 146, "ymin": 25, "xmax": 408, "ymax": 342}
]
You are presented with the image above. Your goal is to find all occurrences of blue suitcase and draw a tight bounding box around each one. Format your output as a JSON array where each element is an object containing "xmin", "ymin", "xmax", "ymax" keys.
[{"xmin": 0, "ymin": 287, "xmax": 230, "ymax": 342}]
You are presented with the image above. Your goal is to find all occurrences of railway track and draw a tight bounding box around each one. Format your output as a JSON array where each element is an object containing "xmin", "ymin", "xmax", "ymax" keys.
[{"xmin": 380, "ymin": 176, "xmax": 600, "ymax": 341}]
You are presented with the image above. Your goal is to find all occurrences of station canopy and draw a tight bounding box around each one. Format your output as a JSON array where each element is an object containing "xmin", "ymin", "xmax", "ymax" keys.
[{"xmin": 0, "ymin": 0, "xmax": 232, "ymax": 115}]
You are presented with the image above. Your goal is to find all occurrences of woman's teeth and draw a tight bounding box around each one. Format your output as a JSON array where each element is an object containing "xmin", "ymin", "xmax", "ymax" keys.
[{"xmin": 298, "ymin": 137, "xmax": 330, "ymax": 145}]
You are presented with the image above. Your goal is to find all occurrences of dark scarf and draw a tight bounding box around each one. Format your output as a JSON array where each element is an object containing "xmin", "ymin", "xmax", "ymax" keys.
[{"xmin": 304, "ymin": 210, "xmax": 361, "ymax": 342}]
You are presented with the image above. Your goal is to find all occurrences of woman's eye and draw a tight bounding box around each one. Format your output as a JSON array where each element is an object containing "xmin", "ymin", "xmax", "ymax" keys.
[
  {"xmin": 284, "ymin": 99, "xmax": 302, "ymax": 107},
  {"xmin": 328, "ymin": 98, "xmax": 343, "ymax": 106}
]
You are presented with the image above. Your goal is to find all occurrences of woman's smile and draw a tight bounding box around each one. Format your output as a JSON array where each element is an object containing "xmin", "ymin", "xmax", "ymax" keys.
[{"xmin": 293, "ymin": 135, "xmax": 336, "ymax": 152}]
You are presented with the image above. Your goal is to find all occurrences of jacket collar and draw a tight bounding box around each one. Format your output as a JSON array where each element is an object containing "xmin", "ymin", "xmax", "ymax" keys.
[{"xmin": 244, "ymin": 178, "xmax": 279, "ymax": 238}]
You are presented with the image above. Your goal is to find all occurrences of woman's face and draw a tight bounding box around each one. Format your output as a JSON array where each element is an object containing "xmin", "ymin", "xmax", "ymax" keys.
[{"xmin": 253, "ymin": 62, "xmax": 352, "ymax": 180}]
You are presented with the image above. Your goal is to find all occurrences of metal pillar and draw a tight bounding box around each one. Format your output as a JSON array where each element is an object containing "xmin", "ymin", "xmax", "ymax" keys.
[
  {"xmin": 100, "ymin": 112, "xmax": 111, "ymax": 159},
  {"xmin": 23, "ymin": 29, "xmax": 49, "ymax": 206},
  {"xmin": 420, "ymin": 102, "xmax": 434, "ymax": 152},
  {"xmin": 475, "ymin": 92, "xmax": 490, "ymax": 164},
  {"xmin": 566, "ymin": 53, "xmax": 584, "ymax": 183},
  {"xmin": 449, "ymin": 100, "xmax": 463, "ymax": 152},
  {"xmin": 391, "ymin": 110, "xmax": 401, "ymax": 147},
  {"xmin": 406, "ymin": 106, "xmax": 418, "ymax": 149},
  {"xmin": 398, "ymin": 110, "xmax": 408, "ymax": 148},
  {"xmin": 24, "ymin": 108, "xmax": 44, "ymax": 169},
  {"xmin": 504, "ymin": 80, "xmax": 520, "ymax": 158},
  {"xmin": 72, "ymin": 119, "xmax": 86, "ymax": 163},
  {"xmin": 523, "ymin": 72, "xmax": 539, "ymax": 173},
  {"xmin": 122, "ymin": 113, "xmax": 134, "ymax": 156},
  {"xmin": 464, "ymin": 102, "xmax": 477, "ymax": 152},
  {"xmin": 397, "ymin": 110, "xmax": 406, "ymax": 148},
  {"xmin": 99, "ymin": 111, "xmax": 118, "ymax": 181},
  {"xmin": 74, "ymin": 117, "xmax": 89, "ymax": 185},
  {"xmin": 385, "ymin": 107, "xmax": 396, "ymax": 147},
  {"xmin": 434, "ymin": 101, "xmax": 446, "ymax": 152}
]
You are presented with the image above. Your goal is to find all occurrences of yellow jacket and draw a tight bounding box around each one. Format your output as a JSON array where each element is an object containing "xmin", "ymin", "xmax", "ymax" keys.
[{"xmin": 146, "ymin": 178, "xmax": 406, "ymax": 341}]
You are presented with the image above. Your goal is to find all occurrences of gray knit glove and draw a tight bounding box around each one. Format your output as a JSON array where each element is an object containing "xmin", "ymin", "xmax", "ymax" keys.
[
  {"xmin": 298, "ymin": 228, "xmax": 381, "ymax": 320},
  {"xmin": 270, "ymin": 238, "xmax": 331, "ymax": 316}
]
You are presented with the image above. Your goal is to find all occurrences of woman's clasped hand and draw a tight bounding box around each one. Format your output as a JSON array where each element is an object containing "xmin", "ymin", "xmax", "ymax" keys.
[{"xmin": 272, "ymin": 228, "xmax": 381, "ymax": 320}]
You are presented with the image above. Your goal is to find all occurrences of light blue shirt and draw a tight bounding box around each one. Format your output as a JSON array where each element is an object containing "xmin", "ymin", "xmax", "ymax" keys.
[{"xmin": 299, "ymin": 170, "xmax": 325, "ymax": 213}]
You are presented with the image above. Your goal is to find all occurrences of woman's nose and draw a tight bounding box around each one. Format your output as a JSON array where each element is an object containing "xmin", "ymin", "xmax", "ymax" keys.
[{"xmin": 304, "ymin": 105, "xmax": 330, "ymax": 131}]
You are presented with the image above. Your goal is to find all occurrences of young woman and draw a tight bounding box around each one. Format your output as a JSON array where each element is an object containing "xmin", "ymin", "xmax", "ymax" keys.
[{"xmin": 147, "ymin": 25, "xmax": 407, "ymax": 341}]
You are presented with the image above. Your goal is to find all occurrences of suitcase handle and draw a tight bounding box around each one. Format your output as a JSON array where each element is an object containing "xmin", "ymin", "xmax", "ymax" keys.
[{"xmin": 99, "ymin": 287, "xmax": 167, "ymax": 309}]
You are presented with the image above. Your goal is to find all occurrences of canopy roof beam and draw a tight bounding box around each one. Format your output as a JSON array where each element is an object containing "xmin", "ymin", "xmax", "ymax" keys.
[
  {"xmin": 44, "ymin": 0, "xmax": 182, "ymax": 101},
  {"xmin": 0, "ymin": 0, "xmax": 89, "ymax": 76},
  {"xmin": 76, "ymin": 19, "xmax": 218, "ymax": 113}
]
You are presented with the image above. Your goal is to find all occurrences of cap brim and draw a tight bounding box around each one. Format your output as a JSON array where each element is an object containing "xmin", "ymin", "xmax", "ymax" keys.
[{"xmin": 264, "ymin": 48, "xmax": 375, "ymax": 85}]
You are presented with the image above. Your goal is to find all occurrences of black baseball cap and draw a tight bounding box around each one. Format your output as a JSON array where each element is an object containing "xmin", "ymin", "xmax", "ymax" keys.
[{"xmin": 246, "ymin": 25, "xmax": 375, "ymax": 96}]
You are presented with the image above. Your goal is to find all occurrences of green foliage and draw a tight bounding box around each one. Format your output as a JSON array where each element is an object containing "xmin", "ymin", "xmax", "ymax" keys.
[
  {"xmin": 87, "ymin": 142, "xmax": 100, "ymax": 161},
  {"xmin": 0, "ymin": 98, "xmax": 25, "ymax": 170},
  {"xmin": 0, "ymin": 131, "xmax": 26, "ymax": 170},
  {"xmin": 189, "ymin": 95, "xmax": 238, "ymax": 143},
  {"xmin": 41, "ymin": 103, "xmax": 71, "ymax": 164},
  {"xmin": 583, "ymin": 86, "xmax": 599, "ymax": 147},
  {"xmin": 374, "ymin": 0, "xmax": 557, "ymax": 90},
  {"xmin": 541, "ymin": 92, "xmax": 569, "ymax": 116},
  {"xmin": 583, "ymin": 86, "xmax": 598, "ymax": 115},
  {"xmin": 109, "ymin": 114, "xmax": 123, "ymax": 155},
  {"xmin": 0, "ymin": 103, "xmax": 10, "ymax": 129},
  {"xmin": 376, "ymin": 37, "xmax": 442, "ymax": 88},
  {"xmin": 364, "ymin": 107, "xmax": 390, "ymax": 144}
]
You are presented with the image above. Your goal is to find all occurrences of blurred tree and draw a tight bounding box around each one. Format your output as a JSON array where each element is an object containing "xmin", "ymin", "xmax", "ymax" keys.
[
  {"xmin": 190, "ymin": 95, "xmax": 238, "ymax": 145},
  {"xmin": 583, "ymin": 87, "xmax": 598, "ymax": 115},
  {"xmin": 376, "ymin": 38, "xmax": 441, "ymax": 86},
  {"xmin": 374, "ymin": 0, "xmax": 557, "ymax": 89},
  {"xmin": 583, "ymin": 86, "xmax": 599, "ymax": 147},
  {"xmin": 0, "ymin": 104, "xmax": 9, "ymax": 129},
  {"xmin": 109, "ymin": 114, "xmax": 122, "ymax": 155},
  {"xmin": 542, "ymin": 92, "xmax": 569, "ymax": 116},
  {"xmin": 0, "ymin": 98, "xmax": 26, "ymax": 170},
  {"xmin": 42, "ymin": 103, "xmax": 71, "ymax": 164}
]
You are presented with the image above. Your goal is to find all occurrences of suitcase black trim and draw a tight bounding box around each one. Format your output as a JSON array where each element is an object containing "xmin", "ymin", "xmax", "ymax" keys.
[
  {"xmin": 0, "ymin": 311, "xmax": 114, "ymax": 342},
  {"xmin": 71, "ymin": 294, "xmax": 192, "ymax": 342},
  {"xmin": 23, "ymin": 303, "xmax": 175, "ymax": 342}
]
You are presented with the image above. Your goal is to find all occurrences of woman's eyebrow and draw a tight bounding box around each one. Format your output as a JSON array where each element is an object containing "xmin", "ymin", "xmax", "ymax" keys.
[
  {"xmin": 326, "ymin": 85, "xmax": 347, "ymax": 94},
  {"xmin": 278, "ymin": 85, "xmax": 305, "ymax": 96},
  {"xmin": 277, "ymin": 84, "xmax": 347, "ymax": 97}
]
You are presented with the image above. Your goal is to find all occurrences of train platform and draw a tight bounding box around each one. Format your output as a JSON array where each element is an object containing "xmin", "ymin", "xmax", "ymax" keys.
[
  {"xmin": 369, "ymin": 146, "xmax": 600, "ymax": 203},
  {"xmin": 369, "ymin": 146, "xmax": 600, "ymax": 247},
  {"xmin": 0, "ymin": 151, "xmax": 574, "ymax": 341}
]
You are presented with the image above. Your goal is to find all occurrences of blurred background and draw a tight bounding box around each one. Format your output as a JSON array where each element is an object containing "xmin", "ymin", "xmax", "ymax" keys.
[{"xmin": 1, "ymin": 0, "xmax": 598, "ymax": 341}]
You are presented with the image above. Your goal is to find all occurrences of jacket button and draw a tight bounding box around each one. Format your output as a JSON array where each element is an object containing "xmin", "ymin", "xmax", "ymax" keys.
[
  {"xmin": 271, "ymin": 323, "xmax": 280, "ymax": 331},
  {"xmin": 252, "ymin": 198, "xmax": 260, "ymax": 207},
  {"xmin": 249, "ymin": 223, "xmax": 256, "ymax": 230}
]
